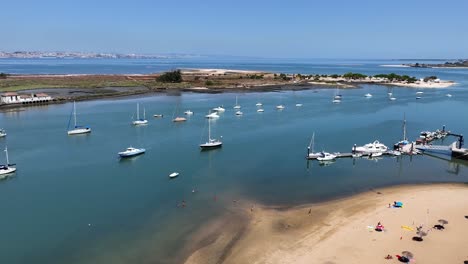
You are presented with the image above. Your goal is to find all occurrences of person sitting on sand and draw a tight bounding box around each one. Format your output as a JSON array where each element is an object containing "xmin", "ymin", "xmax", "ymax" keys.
[
  {"xmin": 385, "ymin": 255, "xmax": 393, "ymax": 260},
  {"xmin": 376, "ymin": 222, "xmax": 384, "ymax": 232}
]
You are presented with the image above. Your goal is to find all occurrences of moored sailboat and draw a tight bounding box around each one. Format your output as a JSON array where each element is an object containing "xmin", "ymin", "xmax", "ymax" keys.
[
  {"xmin": 67, "ymin": 101, "xmax": 91, "ymax": 135},
  {"xmin": 200, "ymin": 118, "xmax": 222, "ymax": 149},
  {"xmin": 132, "ymin": 103, "xmax": 148, "ymax": 125},
  {"xmin": 0, "ymin": 147, "xmax": 16, "ymax": 177}
]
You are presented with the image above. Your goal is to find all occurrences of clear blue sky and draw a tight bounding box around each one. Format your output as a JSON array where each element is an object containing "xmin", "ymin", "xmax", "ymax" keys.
[{"xmin": 2, "ymin": 0, "xmax": 467, "ymax": 59}]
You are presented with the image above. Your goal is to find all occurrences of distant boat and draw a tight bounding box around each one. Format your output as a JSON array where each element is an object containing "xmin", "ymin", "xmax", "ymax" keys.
[
  {"xmin": 316, "ymin": 152, "xmax": 336, "ymax": 161},
  {"xmin": 184, "ymin": 110, "xmax": 194, "ymax": 115},
  {"xmin": 446, "ymin": 94, "xmax": 452, "ymax": 97},
  {"xmin": 205, "ymin": 111, "xmax": 220, "ymax": 119},
  {"xmin": 153, "ymin": 114, "xmax": 164, "ymax": 118},
  {"xmin": 67, "ymin": 101, "xmax": 91, "ymax": 135},
  {"xmin": 118, "ymin": 147, "xmax": 146, "ymax": 157},
  {"xmin": 416, "ymin": 96, "xmax": 422, "ymax": 100},
  {"xmin": 276, "ymin": 105, "xmax": 285, "ymax": 110},
  {"xmin": 389, "ymin": 97, "xmax": 397, "ymax": 101},
  {"xmin": 364, "ymin": 93, "xmax": 372, "ymax": 98},
  {"xmin": 172, "ymin": 99, "xmax": 187, "ymax": 122},
  {"xmin": 235, "ymin": 110, "xmax": 243, "ymax": 116},
  {"xmin": 233, "ymin": 95, "xmax": 241, "ymax": 109},
  {"xmin": 257, "ymin": 108, "xmax": 264, "ymax": 112},
  {"xmin": 0, "ymin": 147, "xmax": 16, "ymax": 177},
  {"xmin": 213, "ymin": 106, "xmax": 225, "ymax": 112},
  {"xmin": 295, "ymin": 103, "xmax": 303, "ymax": 107},
  {"xmin": 169, "ymin": 172, "xmax": 179, "ymax": 178},
  {"xmin": 416, "ymin": 91, "xmax": 424, "ymax": 95},
  {"xmin": 332, "ymin": 99, "xmax": 341, "ymax": 104},
  {"xmin": 0, "ymin": 129, "xmax": 6, "ymax": 138},
  {"xmin": 256, "ymin": 102, "xmax": 263, "ymax": 107},
  {"xmin": 200, "ymin": 118, "xmax": 222, "ymax": 149},
  {"xmin": 307, "ymin": 133, "xmax": 322, "ymax": 159},
  {"xmin": 132, "ymin": 103, "xmax": 148, "ymax": 125},
  {"xmin": 394, "ymin": 114, "xmax": 410, "ymax": 150},
  {"xmin": 173, "ymin": 117, "xmax": 187, "ymax": 122}
]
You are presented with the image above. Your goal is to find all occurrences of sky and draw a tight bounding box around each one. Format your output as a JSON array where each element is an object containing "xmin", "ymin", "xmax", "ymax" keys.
[{"xmin": 2, "ymin": 0, "xmax": 468, "ymax": 59}]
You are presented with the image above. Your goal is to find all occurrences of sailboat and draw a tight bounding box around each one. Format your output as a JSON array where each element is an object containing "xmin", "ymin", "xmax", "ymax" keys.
[
  {"xmin": 332, "ymin": 87, "xmax": 342, "ymax": 103},
  {"xmin": 307, "ymin": 132, "xmax": 322, "ymax": 159},
  {"xmin": 200, "ymin": 118, "xmax": 222, "ymax": 149},
  {"xmin": 132, "ymin": 103, "xmax": 148, "ymax": 125},
  {"xmin": 172, "ymin": 100, "xmax": 187, "ymax": 122},
  {"xmin": 0, "ymin": 147, "xmax": 16, "ymax": 176},
  {"xmin": 393, "ymin": 114, "xmax": 410, "ymax": 150},
  {"xmin": 67, "ymin": 101, "xmax": 91, "ymax": 135},
  {"xmin": 233, "ymin": 95, "xmax": 241, "ymax": 109},
  {"xmin": 0, "ymin": 129, "xmax": 6, "ymax": 138}
]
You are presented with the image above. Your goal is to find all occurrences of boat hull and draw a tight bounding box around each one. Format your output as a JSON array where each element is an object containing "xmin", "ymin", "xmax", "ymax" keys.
[
  {"xmin": 200, "ymin": 142, "xmax": 222, "ymax": 150},
  {"xmin": 0, "ymin": 167, "xmax": 16, "ymax": 175},
  {"xmin": 132, "ymin": 120, "xmax": 148, "ymax": 125},
  {"xmin": 67, "ymin": 128, "xmax": 91, "ymax": 135},
  {"xmin": 118, "ymin": 150, "xmax": 146, "ymax": 157}
]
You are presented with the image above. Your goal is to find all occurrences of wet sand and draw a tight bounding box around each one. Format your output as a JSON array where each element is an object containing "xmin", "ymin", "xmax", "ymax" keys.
[{"xmin": 183, "ymin": 184, "xmax": 468, "ymax": 264}]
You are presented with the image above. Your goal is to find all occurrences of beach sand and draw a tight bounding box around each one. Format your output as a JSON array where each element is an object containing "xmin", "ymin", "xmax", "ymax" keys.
[{"xmin": 184, "ymin": 184, "xmax": 468, "ymax": 264}]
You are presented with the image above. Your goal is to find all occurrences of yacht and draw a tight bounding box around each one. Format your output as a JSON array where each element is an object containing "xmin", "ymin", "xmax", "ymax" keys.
[
  {"xmin": 0, "ymin": 147, "xmax": 16, "ymax": 176},
  {"xmin": 353, "ymin": 140, "xmax": 388, "ymax": 154},
  {"xmin": 132, "ymin": 103, "xmax": 148, "ymax": 125},
  {"xmin": 213, "ymin": 106, "xmax": 225, "ymax": 112},
  {"xmin": 0, "ymin": 129, "xmax": 6, "ymax": 138},
  {"xmin": 200, "ymin": 119, "xmax": 222, "ymax": 149},
  {"xmin": 118, "ymin": 147, "xmax": 146, "ymax": 157},
  {"xmin": 67, "ymin": 101, "xmax": 91, "ymax": 135},
  {"xmin": 364, "ymin": 93, "xmax": 372, "ymax": 98}
]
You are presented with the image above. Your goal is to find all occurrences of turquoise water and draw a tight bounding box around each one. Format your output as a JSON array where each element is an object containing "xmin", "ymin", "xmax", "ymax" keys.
[{"xmin": 1, "ymin": 61, "xmax": 468, "ymax": 263}]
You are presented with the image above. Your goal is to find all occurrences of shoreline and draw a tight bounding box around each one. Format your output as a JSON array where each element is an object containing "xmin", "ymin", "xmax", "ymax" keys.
[{"xmin": 182, "ymin": 183, "xmax": 468, "ymax": 264}]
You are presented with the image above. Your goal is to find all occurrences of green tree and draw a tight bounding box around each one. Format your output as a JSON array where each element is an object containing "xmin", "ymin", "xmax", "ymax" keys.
[
  {"xmin": 157, "ymin": 70, "xmax": 182, "ymax": 83},
  {"xmin": 0, "ymin": 73, "xmax": 7, "ymax": 79}
]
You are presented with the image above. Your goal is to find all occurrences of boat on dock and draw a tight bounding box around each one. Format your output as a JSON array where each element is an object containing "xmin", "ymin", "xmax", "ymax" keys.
[
  {"xmin": 306, "ymin": 133, "xmax": 322, "ymax": 159},
  {"xmin": 316, "ymin": 152, "xmax": 336, "ymax": 161},
  {"xmin": 353, "ymin": 140, "xmax": 388, "ymax": 154}
]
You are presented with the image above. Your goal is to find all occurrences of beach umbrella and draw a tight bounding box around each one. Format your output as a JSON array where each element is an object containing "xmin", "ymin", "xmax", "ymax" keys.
[
  {"xmin": 438, "ymin": 219, "xmax": 448, "ymax": 226},
  {"xmin": 401, "ymin": 251, "xmax": 414, "ymax": 259}
]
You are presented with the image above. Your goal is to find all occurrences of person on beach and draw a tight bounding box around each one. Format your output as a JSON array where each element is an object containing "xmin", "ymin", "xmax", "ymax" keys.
[{"xmin": 376, "ymin": 222, "xmax": 384, "ymax": 232}]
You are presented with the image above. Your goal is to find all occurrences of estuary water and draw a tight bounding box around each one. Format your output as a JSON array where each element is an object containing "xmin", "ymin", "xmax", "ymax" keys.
[{"xmin": 1, "ymin": 59, "xmax": 468, "ymax": 263}]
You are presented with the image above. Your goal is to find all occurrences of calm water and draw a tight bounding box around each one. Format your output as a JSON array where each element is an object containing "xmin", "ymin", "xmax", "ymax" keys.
[{"xmin": 1, "ymin": 60, "xmax": 468, "ymax": 264}]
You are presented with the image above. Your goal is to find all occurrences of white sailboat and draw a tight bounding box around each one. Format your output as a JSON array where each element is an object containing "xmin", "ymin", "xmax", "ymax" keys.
[
  {"xmin": 0, "ymin": 147, "xmax": 16, "ymax": 177},
  {"xmin": 132, "ymin": 103, "xmax": 148, "ymax": 125},
  {"xmin": 235, "ymin": 110, "xmax": 243, "ymax": 116},
  {"xmin": 233, "ymin": 95, "xmax": 241, "ymax": 109},
  {"xmin": 256, "ymin": 102, "xmax": 263, "ymax": 107},
  {"xmin": 364, "ymin": 93, "xmax": 373, "ymax": 98},
  {"xmin": 205, "ymin": 111, "xmax": 220, "ymax": 119},
  {"xmin": 200, "ymin": 118, "xmax": 222, "ymax": 149},
  {"xmin": 213, "ymin": 106, "xmax": 225, "ymax": 112},
  {"xmin": 307, "ymin": 132, "xmax": 322, "ymax": 159},
  {"xmin": 67, "ymin": 101, "xmax": 91, "ymax": 135},
  {"xmin": 172, "ymin": 100, "xmax": 187, "ymax": 122}
]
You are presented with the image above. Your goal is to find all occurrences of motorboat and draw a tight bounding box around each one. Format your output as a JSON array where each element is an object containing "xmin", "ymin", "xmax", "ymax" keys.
[
  {"xmin": 213, "ymin": 106, "xmax": 225, "ymax": 112},
  {"xmin": 276, "ymin": 105, "xmax": 285, "ymax": 110},
  {"xmin": 169, "ymin": 172, "xmax": 179, "ymax": 178},
  {"xmin": 353, "ymin": 140, "xmax": 388, "ymax": 153},
  {"xmin": 446, "ymin": 94, "xmax": 452, "ymax": 97},
  {"xmin": 332, "ymin": 99, "xmax": 341, "ymax": 104},
  {"xmin": 256, "ymin": 102, "xmax": 263, "ymax": 106},
  {"xmin": 386, "ymin": 150, "xmax": 401, "ymax": 156},
  {"xmin": 368, "ymin": 152, "xmax": 383, "ymax": 158},
  {"xmin": 257, "ymin": 108, "xmax": 264, "ymax": 112},
  {"xmin": 416, "ymin": 96, "xmax": 422, "ymax": 100},
  {"xmin": 67, "ymin": 101, "xmax": 91, "ymax": 135},
  {"xmin": 295, "ymin": 103, "xmax": 303, "ymax": 107},
  {"xmin": 132, "ymin": 103, "xmax": 148, "ymax": 125},
  {"xmin": 200, "ymin": 118, "xmax": 222, "ymax": 149},
  {"xmin": 184, "ymin": 110, "xmax": 194, "ymax": 115},
  {"xmin": 416, "ymin": 91, "xmax": 424, "ymax": 95},
  {"xmin": 0, "ymin": 129, "xmax": 6, "ymax": 138},
  {"xmin": 389, "ymin": 97, "xmax": 397, "ymax": 101},
  {"xmin": 205, "ymin": 112, "xmax": 220, "ymax": 119},
  {"xmin": 235, "ymin": 110, "xmax": 243, "ymax": 116},
  {"xmin": 316, "ymin": 152, "xmax": 336, "ymax": 161},
  {"xmin": 118, "ymin": 147, "xmax": 146, "ymax": 157},
  {"xmin": 0, "ymin": 147, "xmax": 16, "ymax": 177},
  {"xmin": 153, "ymin": 114, "xmax": 164, "ymax": 118},
  {"xmin": 364, "ymin": 93, "xmax": 372, "ymax": 98}
]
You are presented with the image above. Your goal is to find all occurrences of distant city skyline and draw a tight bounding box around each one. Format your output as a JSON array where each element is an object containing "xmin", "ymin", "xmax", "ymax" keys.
[{"xmin": 2, "ymin": 0, "xmax": 468, "ymax": 59}]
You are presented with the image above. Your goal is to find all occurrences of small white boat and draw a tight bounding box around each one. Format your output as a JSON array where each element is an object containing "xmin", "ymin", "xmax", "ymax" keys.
[
  {"xmin": 173, "ymin": 116, "xmax": 187, "ymax": 122},
  {"xmin": 352, "ymin": 153, "xmax": 363, "ymax": 158},
  {"xmin": 389, "ymin": 97, "xmax": 397, "ymax": 101},
  {"xmin": 276, "ymin": 105, "xmax": 285, "ymax": 110},
  {"xmin": 256, "ymin": 102, "xmax": 263, "ymax": 106},
  {"xmin": 368, "ymin": 152, "xmax": 383, "ymax": 158},
  {"xmin": 416, "ymin": 91, "xmax": 424, "ymax": 95},
  {"xmin": 295, "ymin": 103, "xmax": 303, "ymax": 107},
  {"xmin": 386, "ymin": 150, "xmax": 401, "ymax": 156},
  {"xmin": 205, "ymin": 112, "xmax": 220, "ymax": 119},
  {"xmin": 257, "ymin": 108, "xmax": 264, "ymax": 112},
  {"xmin": 153, "ymin": 114, "xmax": 164, "ymax": 118},
  {"xmin": 132, "ymin": 103, "xmax": 148, "ymax": 125},
  {"xmin": 0, "ymin": 147, "xmax": 16, "ymax": 177},
  {"xmin": 233, "ymin": 96, "xmax": 241, "ymax": 109},
  {"xmin": 416, "ymin": 96, "xmax": 422, "ymax": 100},
  {"xmin": 446, "ymin": 94, "xmax": 452, "ymax": 98},
  {"xmin": 235, "ymin": 110, "xmax": 243, "ymax": 116},
  {"xmin": 169, "ymin": 172, "xmax": 179, "ymax": 178},
  {"xmin": 67, "ymin": 101, "xmax": 91, "ymax": 135},
  {"xmin": 0, "ymin": 129, "xmax": 6, "ymax": 138},
  {"xmin": 118, "ymin": 147, "xmax": 146, "ymax": 157},
  {"xmin": 316, "ymin": 152, "xmax": 336, "ymax": 161},
  {"xmin": 364, "ymin": 93, "xmax": 372, "ymax": 98},
  {"xmin": 213, "ymin": 106, "xmax": 225, "ymax": 112},
  {"xmin": 184, "ymin": 110, "xmax": 194, "ymax": 115},
  {"xmin": 332, "ymin": 99, "xmax": 341, "ymax": 104},
  {"xmin": 200, "ymin": 118, "xmax": 222, "ymax": 149},
  {"xmin": 353, "ymin": 140, "xmax": 388, "ymax": 154}
]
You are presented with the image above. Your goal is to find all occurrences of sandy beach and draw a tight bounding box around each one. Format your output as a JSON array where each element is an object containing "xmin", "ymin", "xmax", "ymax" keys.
[{"xmin": 184, "ymin": 184, "xmax": 468, "ymax": 264}]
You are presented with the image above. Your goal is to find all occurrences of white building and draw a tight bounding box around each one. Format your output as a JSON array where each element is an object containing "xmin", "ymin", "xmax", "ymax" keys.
[{"xmin": 1, "ymin": 92, "xmax": 52, "ymax": 105}]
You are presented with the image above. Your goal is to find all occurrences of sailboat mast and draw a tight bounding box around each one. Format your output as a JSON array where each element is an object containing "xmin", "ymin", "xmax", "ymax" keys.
[
  {"xmin": 5, "ymin": 147, "xmax": 9, "ymax": 165},
  {"xmin": 137, "ymin": 103, "xmax": 140, "ymax": 120},
  {"xmin": 143, "ymin": 108, "xmax": 146, "ymax": 120},
  {"xmin": 208, "ymin": 119, "xmax": 211, "ymax": 140},
  {"xmin": 73, "ymin": 101, "xmax": 77, "ymax": 127},
  {"xmin": 312, "ymin": 133, "xmax": 315, "ymax": 152},
  {"xmin": 403, "ymin": 114, "xmax": 407, "ymax": 141}
]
